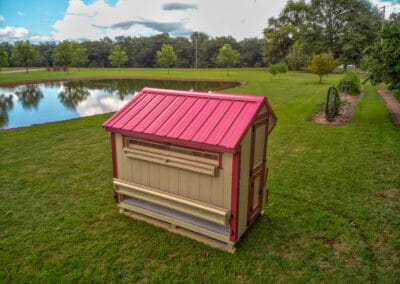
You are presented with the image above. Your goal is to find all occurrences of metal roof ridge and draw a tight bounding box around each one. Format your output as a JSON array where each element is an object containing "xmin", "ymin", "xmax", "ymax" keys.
[{"xmin": 141, "ymin": 87, "xmax": 264, "ymax": 102}]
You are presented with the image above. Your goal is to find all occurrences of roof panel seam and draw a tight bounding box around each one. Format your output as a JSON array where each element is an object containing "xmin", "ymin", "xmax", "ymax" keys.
[
  {"xmin": 164, "ymin": 97, "xmax": 198, "ymax": 137},
  {"xmin": 177, "ymin": 98, "xmax": 210, "ymax": 137},
  {"xmin": 201, "ymin": 100, "xmax": 233, "ymax": 143},
  {"xmin": 216, "ymin": 102, "xmax": 247, "ymax": 145},
  {"xmin": 188, "ymin": 99, "xmax": 221, "ymax": 141}
]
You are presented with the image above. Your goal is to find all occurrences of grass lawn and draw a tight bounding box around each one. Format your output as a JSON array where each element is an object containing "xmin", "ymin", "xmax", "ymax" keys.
[{"xmin": 1, "ymin": 69, "xmax": 399, "ymax": 282}]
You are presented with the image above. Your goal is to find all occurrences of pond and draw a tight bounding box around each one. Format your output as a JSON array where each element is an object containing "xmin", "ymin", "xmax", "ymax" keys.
[{"xmin": 0, "ymin": 79, "xmax": 240, "ymax": 130}]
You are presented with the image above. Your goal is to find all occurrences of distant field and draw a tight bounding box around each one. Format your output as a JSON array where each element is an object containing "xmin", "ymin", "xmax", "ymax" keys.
[{"xmin": 1, "ymin": 69, "xmax": 399, "ymax": 282}]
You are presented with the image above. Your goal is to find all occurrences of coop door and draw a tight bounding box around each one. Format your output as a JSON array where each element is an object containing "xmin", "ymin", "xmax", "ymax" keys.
[{"xmin": 247, "ymin": 121, "xmax": 267, "ymax": 225}]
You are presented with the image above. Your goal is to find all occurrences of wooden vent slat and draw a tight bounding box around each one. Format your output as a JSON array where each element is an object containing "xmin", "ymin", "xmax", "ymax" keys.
[
  {"xmin": 123, "ymin": 146, "xmax": 218, "ymax": 176},
  {"xmin": 113, "ymin": 178, "xmax": 229, "ymax": 226}
]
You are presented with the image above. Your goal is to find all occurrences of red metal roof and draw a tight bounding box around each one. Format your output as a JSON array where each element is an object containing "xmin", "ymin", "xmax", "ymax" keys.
[{"xmin": 103, "ymin": 88, "xmax": 276, "ymax": 152}]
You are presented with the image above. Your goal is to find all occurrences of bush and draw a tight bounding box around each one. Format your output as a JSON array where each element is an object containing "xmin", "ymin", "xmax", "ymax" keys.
[
  {"xmin": 270, "ymin": 61, "xmax": 288, "ymax": 77},
  {"xmin": 337, "ymin": 71, "xmax": 361, "ymax": 95},
  {"xmin": 308, "ymin": 51, "xmax": 337, "ymax": 83}
]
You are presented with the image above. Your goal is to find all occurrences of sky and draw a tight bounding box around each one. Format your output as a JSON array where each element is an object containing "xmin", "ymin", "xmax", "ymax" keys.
[{"xmin": 0, "ymin": 0, "xmax": 399, "ymax": 43}]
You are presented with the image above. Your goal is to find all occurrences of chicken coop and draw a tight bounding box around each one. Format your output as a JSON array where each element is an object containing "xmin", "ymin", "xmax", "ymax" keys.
[{"xmin": 103, "ymin": 87, "xmax": 277, "ymax": 252}]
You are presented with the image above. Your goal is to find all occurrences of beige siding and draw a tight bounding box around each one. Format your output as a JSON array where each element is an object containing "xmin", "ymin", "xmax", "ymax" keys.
[
  {"xmin": 258, "ymin": 105, "xmax": 267, "ymax": 115},
  {"xmin": 237, "ymin": 128, "xmax": 251, "ymax": 238},
  {"xmin": 115, "ymin": 134, "xmax": 232, "ymax": 210}
]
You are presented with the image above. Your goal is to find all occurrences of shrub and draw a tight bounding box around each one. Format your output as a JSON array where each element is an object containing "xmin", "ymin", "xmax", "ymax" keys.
[
  {"xmin": 337, "ymin": 71, "xmax": 361, "ymax": 95},
  {"xmin": 308, "ymin": 51, "xmax": 337, "ymax": 83},
  {"xmin": 270, "ymin": 61, "xmax": 288, "ymax": 77}
]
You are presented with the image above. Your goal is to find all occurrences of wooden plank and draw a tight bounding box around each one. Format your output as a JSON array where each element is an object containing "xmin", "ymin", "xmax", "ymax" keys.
[
  {"xmin": 114, "ymin": 178, "xmax": 229, "ymax": 226},
  {"xmin": 222, "ymin": 153, "xmax": 233, "ymax": 209},
  {"xmin": 178, "ymin": 170, "xmax": 189, "ymax": 197},
  {"xmin": 124, "ymin": 149, "xmax": 217, "ymax": 176},
  {"xmin": 187, "ymin": 172, "xmax": 200, "ymax": 200},
  {"xmin": 119, "ymin": 208, "xmax": 235, "ymax": 253},
  {"xmin": 199, "ymin": 175, "xmax": 212, "ymax": 204},
  {"xmin": 168, "ymin": 167, "xmax": 179, "ymax": 194},
  {"xmin": 140, "ymin": 160, "xmax": 150, "ymax": 187},
  {"xmin": 126, "ymin": 139, "xmax": 219, "ymax": 166},
  {"xmin": 210, "ymin": 172, "xmax": 223, "ymax": 208},
  {"xmin": 158, "ymin": 164, "xmax": 169, "ymax": 191},
  {"xmin": 118, "ymin": 202, "xmax": 229, "ymax": 242},
  {"xmin": 149, "ymin": 163, "xmax": 160, "ymax": 189}
]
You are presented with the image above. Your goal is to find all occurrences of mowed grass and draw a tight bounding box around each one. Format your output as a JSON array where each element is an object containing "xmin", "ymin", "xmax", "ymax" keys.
[{"xmin": 0, "ymin": 69, "xmax": 399, "ymax": 282}]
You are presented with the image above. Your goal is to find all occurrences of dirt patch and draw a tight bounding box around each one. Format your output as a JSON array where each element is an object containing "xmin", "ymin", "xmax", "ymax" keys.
[
  {"xmin": 312, "ymin": 93, "xmax": 363, "ymax": 126},
  {"xmin": 378, "ymin": 90, "xmax": 400, "ymax": 128}
]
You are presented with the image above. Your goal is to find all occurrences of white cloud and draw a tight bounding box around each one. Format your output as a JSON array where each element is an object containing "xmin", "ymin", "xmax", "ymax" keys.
[
  {"xmin": 0, "ymin": 15, "xmax": 5, "ymax": 23},
  {"xmin": 369, "ymin": 0, "xmax": 400, "ymax": 16},
  {"xmin": 0, "ymin": 26, "xmax": 29, "ymax": 40},
  {"xmin": 17, "ymin": 11, "xmax": 25, "ymax": 16},
  {"xmin": 52, "ymin": 0, "xmax": 287, "ymax": 41},
  {"xmin": 0, "ymin": 26, "xmax": 52, "ymax": 43}
]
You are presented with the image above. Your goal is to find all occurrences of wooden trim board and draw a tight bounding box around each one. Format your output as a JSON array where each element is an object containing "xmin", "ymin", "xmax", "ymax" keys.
[
  {"xmin": 114, "ymin": 178, "xmax": 229, "ymax": 226},
  {"xmin": 119, "ymin": 207, "xmax": 236, "ymax": 253}
]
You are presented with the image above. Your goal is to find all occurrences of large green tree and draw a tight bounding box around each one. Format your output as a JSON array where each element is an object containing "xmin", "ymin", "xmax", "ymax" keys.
[
  {"xmin": 286, "ymin": 41, "xmax": 309, "ymax": 70},
  {"xmin": 52, "ymin": 41, "xmax": 88, "ymax": 70},
  {"xmin": 156, "ymin": 43, "xmax": 177, "ymax": 74},
  {"xmin": 263, "ymin": 0, "xmax": 381, "ymax": 66},
  {"xmin": 263, "ymin": 0, "xmax": 310, "ymax": 64},
  {"xmin": 10, "ymin": 41, "xmax": 38, "ymax": 73},
  {"xmin": 365, "ymin": 13, "xmax": 400, "ymax": 91},
  {"xmin": 81, "ymin": 37, "xmax": 113, "ymax": 68},
  {"xmin": 216, "ymin": 43, "xmax": 240, "ymax": 76},
  {"xmin": 108, "ymin": 44, "xmax": 128, "ymax": 69},
  {"xmin": 0, "ymin": 48, "xmax": 8, "ymax": 71},
  {"xmin": 35, "ymin": 42, "xmax": 56, "ymax": 67},
  {"xmin": 239, "ymin": 38, "xmax": 263, "ymax": 67}
]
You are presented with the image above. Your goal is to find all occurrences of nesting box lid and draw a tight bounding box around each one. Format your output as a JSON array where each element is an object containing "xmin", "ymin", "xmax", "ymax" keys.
[{"xmin": 103, "ymin": 87, "xmax": 276, "ymax": 152}]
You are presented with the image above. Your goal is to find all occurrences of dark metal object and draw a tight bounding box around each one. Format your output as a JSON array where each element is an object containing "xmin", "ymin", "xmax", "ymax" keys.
[
  {"xmin": 325, "ymin": 86, "xmax": 340, "ymax": 121},
  {"xmin": 341, "ymin": 79, "xmax": 351, "ymax": 93}
]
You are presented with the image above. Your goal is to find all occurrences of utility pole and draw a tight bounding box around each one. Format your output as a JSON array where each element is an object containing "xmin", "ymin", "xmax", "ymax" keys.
[{"xmin": 195, "ymin": 37, "xmax": 198, "ymax": 69}]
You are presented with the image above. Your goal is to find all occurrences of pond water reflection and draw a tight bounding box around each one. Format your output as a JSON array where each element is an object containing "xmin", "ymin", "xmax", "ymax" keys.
[{"xmin": 0, "ymin": 79, "xmax": 240, "ymax": 129}]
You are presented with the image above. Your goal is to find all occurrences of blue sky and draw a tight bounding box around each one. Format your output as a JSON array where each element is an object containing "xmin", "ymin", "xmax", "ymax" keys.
[{"xmin": 0, "ymin": 0, "xmax": 399, "ymax": 43}]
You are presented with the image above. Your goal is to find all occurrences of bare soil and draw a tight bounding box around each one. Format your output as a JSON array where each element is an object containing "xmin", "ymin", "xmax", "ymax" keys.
[
  {"xmin": 378, "ymin": 89, "xmax": 400, "ymax": 128},
  {"xmin": 312, "ymin": 93, "xmax": 363, "ymax": 126}
]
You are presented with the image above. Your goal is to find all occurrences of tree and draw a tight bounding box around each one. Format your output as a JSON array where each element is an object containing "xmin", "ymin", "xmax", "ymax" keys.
[
  {"xmin": 81, "ymin": 37, "xmax": 113, "ymax": 67},
  {"xmin": 52, "ymin": 41, "xmax": 88, "ymax": 71},
  {"xmin": 10, "ymin": 41, "xmax": 38, "ymax": 73},
  {"xmin": 365, "ymin": 13, "xmax": 400, "ymax": 91},
  {"xmin": 270, "ymin": 61, "xmax": 289, "ymax": 78},
  {"xmin": 35, "ymin": 42, "xmax": 56, "ymax": 67},
  {"xmin": 308, "ymin": 51, "xmax": 337, "ymax": 83},
  {"xmin": 239, "ymin": 38, "xmax": 263, "ymax": 67},
  {"xmin": 262, "ymin": 0, "xmax": 381, "ymax": 66},
  {"xmin": 0, "ymin": 48, "xmax": 8, "ymax": 71},
  {"xmin": 71, "ymin": 43, "xmax": 88, "ymax": 69},
  {"xmin": 286, "ymin": 41, "xmax": 309, "ymax": 71},
  {"xmin": 304, "ymin": 0, "xmax": 380, "ymax": 65},
  {"xmin": 263, "ymin": 0, "xmax": 310, "ymax": 64},
  {"xmin": 108, "ymin": 44, "xmax": 128, "ymax": 70},
  {"xmin": 216, "ymin": 43, "xmax": 240, "ymax": 76},
  {"xmin": 156, "ymin": 44, "xmax": 177, "ymax": 74}
]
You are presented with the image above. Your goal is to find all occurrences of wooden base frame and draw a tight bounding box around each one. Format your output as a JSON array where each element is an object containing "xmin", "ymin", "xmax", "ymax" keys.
[{"xmin": 119, "ymin": 207, "xmax": 236, "ymax": 254}]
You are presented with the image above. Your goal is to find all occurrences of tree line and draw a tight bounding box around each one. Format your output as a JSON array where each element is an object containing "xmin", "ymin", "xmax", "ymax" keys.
[
  {"xmin": 263, "ymin": 0, "xmax": 382, "ymax": 69},
  {"xmin": 0, "ymin": 32, "xmax": 263, "ymax": 70}
]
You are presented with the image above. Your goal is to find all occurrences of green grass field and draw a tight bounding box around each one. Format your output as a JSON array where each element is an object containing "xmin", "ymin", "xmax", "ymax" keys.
[{"xmin": 1, "ymin": 69, "xmax": 399, "ymax": 282}]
